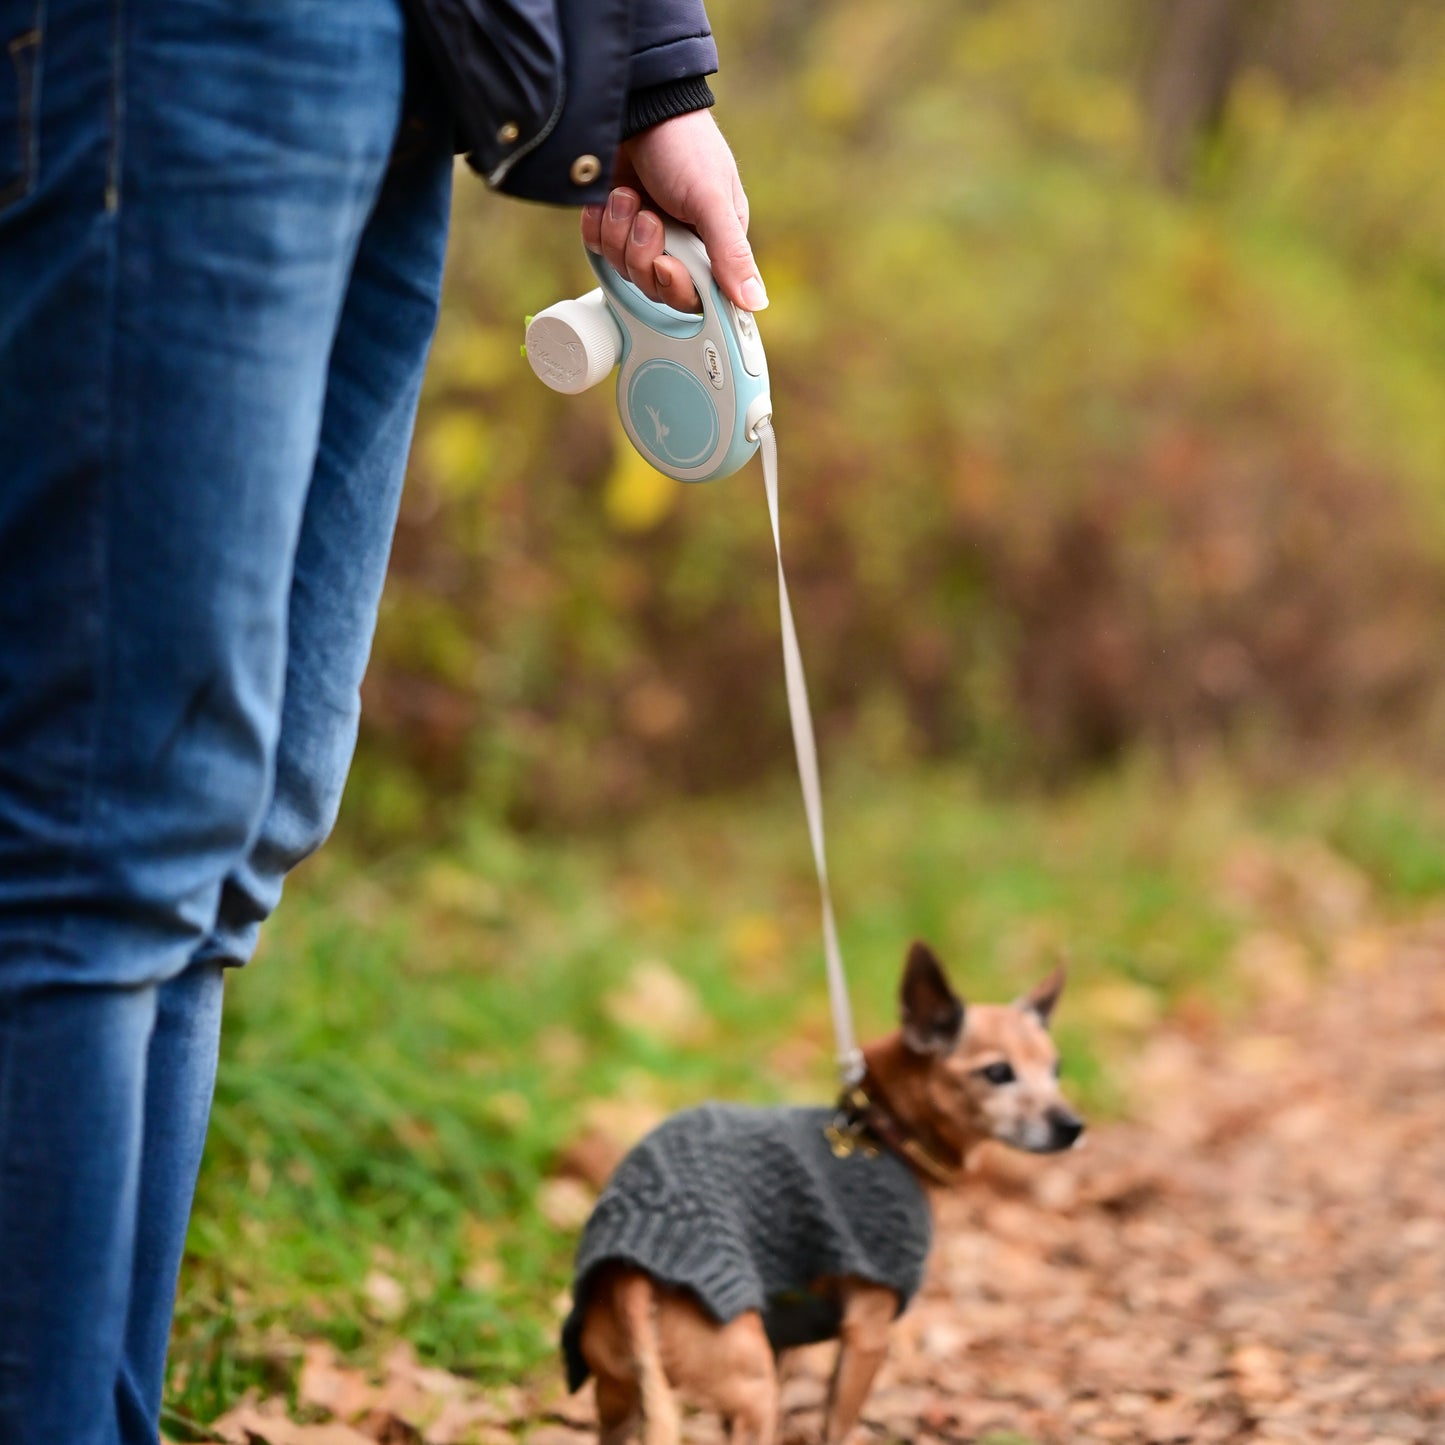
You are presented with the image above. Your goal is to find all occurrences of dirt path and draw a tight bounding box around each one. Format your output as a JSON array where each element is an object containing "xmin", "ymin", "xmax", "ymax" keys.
[
  {"xmin": 211, "ymin": 920, "xmax": 1445, "ymax": 1445},
  {"xmin": 766, "ymin": 917, "xmax": 1445, "ymax": 1445}
]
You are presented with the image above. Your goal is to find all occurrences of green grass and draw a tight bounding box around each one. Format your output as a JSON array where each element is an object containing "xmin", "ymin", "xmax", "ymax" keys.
[
  {"xmin": 1268, "ymin": 774, "xmax": 1445, "ymax": 902},
  {"xmin": 167, "ymin": 761, "xmax": 1445, "ymax": 1421}
]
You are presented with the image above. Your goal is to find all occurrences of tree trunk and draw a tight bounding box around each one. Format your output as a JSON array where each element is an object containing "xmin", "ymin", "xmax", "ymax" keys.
[{"xmin": 1146, "ymin": 0, "xmax": 1255, "ymax": 189}]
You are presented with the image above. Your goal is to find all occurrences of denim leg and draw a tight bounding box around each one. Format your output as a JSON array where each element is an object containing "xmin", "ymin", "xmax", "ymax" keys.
[
  {"xmin": 0, "ymin": 1, "xmax": 416, "ymax": 1439},
  {"xmin": 202, "ymin": 101, "xmax": 455, "ymax": 966},
  {"xmin": 115, "ymin": 959, "xmax": 225, "ymax": 1445},
  {"xmin": 0, "ymin": 984, "xmax": 157, "ymax": 1445},
  {"xmin": 0, "ymin": 1, "xmax": 414, "ymax": 990},
  {"xmin": 112, "ymin": 89, "xmax": 454, "ymax": 1445}
]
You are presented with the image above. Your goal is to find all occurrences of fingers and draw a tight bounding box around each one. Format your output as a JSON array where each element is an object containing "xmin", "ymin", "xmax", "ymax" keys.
[
  {"xmin": 650, "ymin": 252, "xmax": 701, "ymax": 313},
  {"xmin": 731, "ymin": 170, "xmax": 751, "ymax": 243},
  {"xmin": 610, "ymin": 109, "xmax": 766, "ymax": 313},
  {"xmin": 625, "ymin": 207, "xmax": 702, "ymax": 313},
  {"xmin": 580, "ymin": 200, "xmax": 603, "ymax": 254},
  {"xmin": 690, "ymin": 186, "xmax": 767, "ymax": 313},
  {"xmin": 580, "ymin": 188, "xmax": 701, "ymax": 312}
]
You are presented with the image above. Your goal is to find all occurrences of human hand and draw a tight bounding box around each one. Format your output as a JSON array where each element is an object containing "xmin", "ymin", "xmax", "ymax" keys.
[{"xmin": 581, "ymin": 109, "xmax": 766, "ymax": 315}]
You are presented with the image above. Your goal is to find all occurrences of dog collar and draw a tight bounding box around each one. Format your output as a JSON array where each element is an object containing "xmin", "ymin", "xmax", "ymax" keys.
[{"xmin": 824, "ymin": 1083, "xmax": 963, "ymax": 1187}]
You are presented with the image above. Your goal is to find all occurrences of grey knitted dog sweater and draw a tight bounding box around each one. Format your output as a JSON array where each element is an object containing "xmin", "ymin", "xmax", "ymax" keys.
[{"xmin": 561, "ymin": 1102, "xmax": 932, "ymax": 1391}]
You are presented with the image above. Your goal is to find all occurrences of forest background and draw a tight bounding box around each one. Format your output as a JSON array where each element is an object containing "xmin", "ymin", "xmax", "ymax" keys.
[{"xmin": 168, "ymin": 0, "xmax": 1445, "ymax": 1432}]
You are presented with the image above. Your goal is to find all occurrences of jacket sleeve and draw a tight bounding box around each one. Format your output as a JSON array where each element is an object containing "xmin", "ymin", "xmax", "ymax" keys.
[
  {"xmin": 622, "ymin": 0, "xmax": 719, "ymax": 138},
  {"xmin": 627, "ymin": 0, "xmax": 719, "ymax": 89},
  {"xmin": 414, "ymin": 0, "xmax": 720, "ymax": 206},
  {"xmin": 624, "ymin": 76, "xmax": 715, "ymax": 138}
]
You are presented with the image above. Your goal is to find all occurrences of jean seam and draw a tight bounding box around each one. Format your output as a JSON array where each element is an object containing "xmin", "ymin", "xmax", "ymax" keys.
[
  {"xmin": 56, "ymin": 5, "xmax": 123, "ymax": 964},
  {"xmin": 0, "ymin": 4, "xmax": 43, "ymax": 214},
  {"xmin": 0, "ymin": 1008, "xmax": 19, "ymax": 1377},
  {"xmin": 105, "ymin": 0, "xmax": 122, "ymax": 211}
]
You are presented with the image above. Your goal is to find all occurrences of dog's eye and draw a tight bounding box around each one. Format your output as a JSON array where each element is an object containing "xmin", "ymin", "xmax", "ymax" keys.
[{"xmin": 980, "ymin": 1061, "xmax": 1016, "ymax": 1086}]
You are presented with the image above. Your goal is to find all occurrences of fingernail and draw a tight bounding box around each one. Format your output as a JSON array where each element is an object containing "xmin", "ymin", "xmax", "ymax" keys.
[
  {"xmin": 582, "ymin": 204, "xmax": 602, "ymax": 225},
  {"xmin": 632, "ymin": 211, "xmax": 657, "ymax": 244},
  {"xmin": 741, "ymin": 276, "xmax": 769, "ymax": 311},
  {"xmin": 653, "ymin": 261, "xmax": 672, "ymax": 291},
  {"xmin": 609, "ymin": 190, "xmax": 638, "ymax": 223}
]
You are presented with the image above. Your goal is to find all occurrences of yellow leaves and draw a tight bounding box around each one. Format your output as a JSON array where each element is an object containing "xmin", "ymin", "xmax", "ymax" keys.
[
  {"xmin": 1024, "ymin": 73, "xmax": 1139, "ymax": 155},
  {"xmin": 950, "ymin": 0, "xmax": 1054, "ymax": 78},
  {"xmin": 420, "ymin": 409, "xmax": 494, "ymax": 497},
  {"xmin": 479, "ymin": 1090, "xmax": 531, "ymax": 1133},
  {"xmin": 376, "ymin": 591, "xmax": 476, "ymax": 688},
  {"xmin": 579, "ymin": 1093, "xmax": 666, "ymax": 1155},
  {"xmin": 536, "ymin": 1025, "xmax": 585, "ymax": 1070},
  {"xmin": 429, "ymin": 325, "xmax": 524, "ymax": 392},
  {"xmin": 726, "ymin": 912, "xmax": 785, "ymax": 973},
  {"xmin": 602, "ymin": 443, "xmax": 675, "ymax": 532},
  {"xmin": 418, "ymin": 859, "xmax": 505, "ymax": 926},
  {"xmin": 1075, "ymin": 978, "xmax": 1162, "ymax": 1035},
  {"xmin": 1230, "ymin": 70, "xmax": 1291, "ymax": 147},
  {"xmin": 537, "ymin": 1176, "xmax": 595, "ymax": 1233},
  {"xmin": 602, "ymin": 958, "xmax": 706, "ymax": 1045},
  {"xmin": 801, "ymin": 65, "xmax": 862, "ymax": 133},
  {"xmin": 460, "ymin": 1214, "xmax": 504, "ymax": 1294},
  {"xmin": 800, "ymin": 0, "xmax": 927, "ymax": 130},
  {"xmin": 362, "ymin": 1268, "xmax": 408, "ymax": 1323}
]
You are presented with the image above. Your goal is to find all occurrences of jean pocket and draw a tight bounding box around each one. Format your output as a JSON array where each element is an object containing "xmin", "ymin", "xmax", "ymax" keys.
[{"xmin": 0, "ymin": 7, "xmax": 41, "ymax": 215}]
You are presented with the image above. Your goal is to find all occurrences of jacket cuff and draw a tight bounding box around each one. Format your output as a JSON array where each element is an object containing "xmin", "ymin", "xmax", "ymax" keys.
[{"xmin": 623, "ymin": 77, "xmax": 716, "ymax": 140}]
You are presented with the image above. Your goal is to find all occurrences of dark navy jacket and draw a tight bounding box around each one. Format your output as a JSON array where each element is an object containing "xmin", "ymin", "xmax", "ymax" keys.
[{"xmin": 405, "ymin": 0, "xmax": 719, "ymax": 206}]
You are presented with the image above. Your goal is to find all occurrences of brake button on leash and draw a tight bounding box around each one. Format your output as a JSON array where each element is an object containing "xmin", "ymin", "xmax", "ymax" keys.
[{"xmin": 525, "ymin": 227, "xmax": 864, "ymax": 1090}]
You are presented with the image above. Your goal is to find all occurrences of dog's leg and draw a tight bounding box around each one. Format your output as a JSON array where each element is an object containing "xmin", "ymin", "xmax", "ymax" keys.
[
  {"xmin": 713, "ymin": 1312, "xmax": 778, "ymax": 1445},
  {"xmin": 613, "ymin": 1272, "xmax": 681, "ymax": 1445},
  {"xmin": 596, "ymin": 1374, "xmax": 641, "ymax": 1445},
  {"xmin": 726, "ymin": 1384, "xmax": 778, "ymax": 1445},
  {"xmin": 821, "ymin": 1283, "xmax": 896, "ymax": 1445}
]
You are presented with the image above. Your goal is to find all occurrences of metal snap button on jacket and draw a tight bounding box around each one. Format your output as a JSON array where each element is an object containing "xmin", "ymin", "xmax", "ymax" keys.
[{"xmin": 570, "ymin": 154, "xmax": 602, "ymax": 186}]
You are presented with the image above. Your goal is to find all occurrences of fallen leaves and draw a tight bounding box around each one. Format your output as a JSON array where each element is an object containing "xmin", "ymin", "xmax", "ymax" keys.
[
  {"xmin": 199, "ymin": 914, "xmax": 1445, "ymax": 1444},
  {"xmin": 362, "ymin": 1271, "xmax": 408, "ymax": 1324},
  {"xmin": 210, "ymin": 1343, "xmax": 524, "ymax": 1445},
  {"xmin": 602, "ymin": 959, "xmax": 707, "ymax": 1045},
  {"xmin": 537, "ymin": 1175, "xmax": 596, "ymax": 1233}
]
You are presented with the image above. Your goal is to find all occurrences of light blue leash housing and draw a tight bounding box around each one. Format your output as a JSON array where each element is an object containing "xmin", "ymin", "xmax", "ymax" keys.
[{"xmin": 525, "ymin": 224, "xmax": 773, "ymax": 483}]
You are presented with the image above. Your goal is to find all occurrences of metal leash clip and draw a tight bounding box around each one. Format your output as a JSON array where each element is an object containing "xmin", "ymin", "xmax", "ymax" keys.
[{"xmin": 823, "ymin": 1087, "xmax": 878, "ymax": 1160}]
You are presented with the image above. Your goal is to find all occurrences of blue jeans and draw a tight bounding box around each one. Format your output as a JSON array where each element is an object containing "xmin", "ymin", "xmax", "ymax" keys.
[{"xmin": 0, "ymin": 2, "xmax": 453, "ymax": 1440}]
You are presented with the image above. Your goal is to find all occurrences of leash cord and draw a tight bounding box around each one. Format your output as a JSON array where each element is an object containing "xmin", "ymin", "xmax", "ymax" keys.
[{"xmin": 755, "ymin": 417, "xmax": 865, "ymax": 1088}]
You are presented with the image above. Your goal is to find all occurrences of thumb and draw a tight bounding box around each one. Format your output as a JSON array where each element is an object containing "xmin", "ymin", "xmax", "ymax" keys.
[{"xmin": 693, "ymin": 197, "xmax": 768, "ymax": 313}]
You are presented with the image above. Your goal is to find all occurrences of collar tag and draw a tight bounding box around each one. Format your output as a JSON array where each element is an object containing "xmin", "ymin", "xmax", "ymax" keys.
[{"xmin": 823, "ymin": 1088, "xmax": 879, "ymax": 1160}]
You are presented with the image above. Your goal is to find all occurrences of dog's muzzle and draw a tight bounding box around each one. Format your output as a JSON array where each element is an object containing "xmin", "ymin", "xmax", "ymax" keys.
[{"xmin": 1045, "ymin": 1106, "xmax": 1085, "ymax": 1151}]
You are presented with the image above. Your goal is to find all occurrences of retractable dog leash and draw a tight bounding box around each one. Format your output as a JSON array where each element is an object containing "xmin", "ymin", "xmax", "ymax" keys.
[{"xmin": 525, "ymin": 225, "xmax": 865, "ymax": 1088}]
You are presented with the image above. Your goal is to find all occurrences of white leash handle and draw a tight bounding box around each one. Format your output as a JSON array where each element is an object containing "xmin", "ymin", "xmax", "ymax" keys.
[{"xmin": 755, "ymin": 418, "xmax": 864, "ymax": 1088}]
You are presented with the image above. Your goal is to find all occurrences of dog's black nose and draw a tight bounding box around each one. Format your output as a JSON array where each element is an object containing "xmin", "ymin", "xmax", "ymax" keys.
[{"xmin": 1046, "ymin": 1107, "xmax": 1084, "ymax": 1149}]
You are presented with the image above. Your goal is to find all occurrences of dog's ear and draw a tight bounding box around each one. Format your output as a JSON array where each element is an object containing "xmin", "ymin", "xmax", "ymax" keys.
[
  {"xmin": 900, "ymin": 941, "xmax": 965, "ymax": 1056},
  {"xmin": 1015, "ymin": 964, "xmax": 1066, "ymax": 1027}
]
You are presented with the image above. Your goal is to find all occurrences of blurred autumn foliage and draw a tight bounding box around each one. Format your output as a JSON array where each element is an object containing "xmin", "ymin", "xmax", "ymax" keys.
[{"xmin": 354, "ymin": 0, "xmax": 1445, "ymax": 836}]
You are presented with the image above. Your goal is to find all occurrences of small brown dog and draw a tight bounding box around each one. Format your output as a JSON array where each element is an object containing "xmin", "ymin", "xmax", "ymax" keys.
[{"xmin": 562, "ymin": 941, "xmax": 1083, "ymax": 1445}]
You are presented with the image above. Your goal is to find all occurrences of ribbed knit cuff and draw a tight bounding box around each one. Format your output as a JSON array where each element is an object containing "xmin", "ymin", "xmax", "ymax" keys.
[{"xmin": 623, "ymin": 76, "xmax": 717, "ymax": 139}]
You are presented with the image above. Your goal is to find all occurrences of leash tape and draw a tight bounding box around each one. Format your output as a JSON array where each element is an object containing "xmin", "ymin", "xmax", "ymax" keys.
[{"xmin": 755, "ymin": 418, "xmax": 865, "ymax": 1089}]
